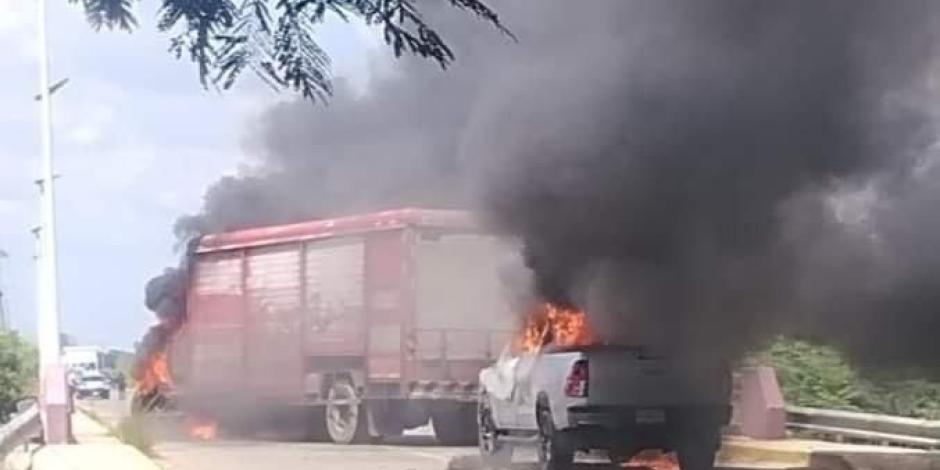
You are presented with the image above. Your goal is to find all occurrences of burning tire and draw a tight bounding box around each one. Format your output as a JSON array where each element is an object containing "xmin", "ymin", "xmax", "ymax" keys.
[
  {"xmin": 536, "ymin": 404, "xmax": 573, "ymax": 470},
  {"xmin": 325, "ymin": 379, "xmax": 369, "ymax": 444}
]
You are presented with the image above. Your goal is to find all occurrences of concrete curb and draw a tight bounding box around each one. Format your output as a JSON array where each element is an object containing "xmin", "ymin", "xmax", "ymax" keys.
[
  {"xmin": 718, "ymin": 439, "xmax": 812, "ymax": 467},
  {"xmin": 718, "ymin": 436, "xmax": 940, "ymax": 470},
  {"xmin": 32, "ymin": 443, "xmax": 163, "ymax": 470}
]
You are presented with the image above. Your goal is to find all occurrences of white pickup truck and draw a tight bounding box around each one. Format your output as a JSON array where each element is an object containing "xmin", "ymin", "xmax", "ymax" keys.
[
  {"xmin": 477, "ymin": 344, "xmax": 731, "ymax": 470},
  {"xmin": 74, "ymin": 371, "xmax": 112, "ymax": 399}
]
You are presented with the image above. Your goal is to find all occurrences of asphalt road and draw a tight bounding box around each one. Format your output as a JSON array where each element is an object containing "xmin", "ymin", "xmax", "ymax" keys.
[
  {"xmin": 78, "ymin": 397, "xmax": 534, "ymax": 470},
  {"xmin": 78, "ymin": 397, "xmax": 789, "ymax": 470},
  {"xmin": 154, "ymin": 436, "xmax": 482, "ymax": 470}
]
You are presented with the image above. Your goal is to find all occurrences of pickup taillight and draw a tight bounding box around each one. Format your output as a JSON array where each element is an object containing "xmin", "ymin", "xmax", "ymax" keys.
[{"xmin": 564, "ymin": 359, "xmax": 589, "ymax": 397}]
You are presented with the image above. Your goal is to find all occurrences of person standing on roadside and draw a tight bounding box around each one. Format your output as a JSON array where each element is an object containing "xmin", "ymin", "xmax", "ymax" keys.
[{"xmin": 114, "ymin": 371, "xmax": 127, "ymax": 400}]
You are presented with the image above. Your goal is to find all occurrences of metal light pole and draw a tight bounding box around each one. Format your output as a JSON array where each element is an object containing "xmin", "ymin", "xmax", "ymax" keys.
[{"xmin": 35, "ymin": 0, "xmax": 70, "ymax": 444}]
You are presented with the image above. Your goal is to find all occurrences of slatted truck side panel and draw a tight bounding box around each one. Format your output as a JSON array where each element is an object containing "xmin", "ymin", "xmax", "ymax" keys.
[{"xmin": 170, "ymin": 209, "xmax": 519, "ymax": 445}]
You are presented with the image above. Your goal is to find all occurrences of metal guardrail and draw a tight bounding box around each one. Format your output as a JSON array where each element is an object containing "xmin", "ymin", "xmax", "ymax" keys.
[
  {"xmin": 0, "ymin": 403, "xmax": 41, "ymax": 458},
  {"xmin": 787, "ymin": 405, "xmax": 940, "ymax": 449}
]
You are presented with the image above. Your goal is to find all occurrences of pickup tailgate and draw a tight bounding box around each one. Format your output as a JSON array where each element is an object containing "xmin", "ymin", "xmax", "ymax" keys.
[{"xmin": 584, "ymin": 346, "xmax": 729, "ymax": 407}]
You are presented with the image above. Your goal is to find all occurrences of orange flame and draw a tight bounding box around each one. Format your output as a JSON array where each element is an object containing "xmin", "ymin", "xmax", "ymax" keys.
[
  {"xmin": 135, "ymin": 351, "xmax": 172, "ymax": 394},
  {"xmin": 516, "ymin": 302, "xmax": 595, "ymax": 353},
  {"xmin": 622, "ymin": 450, "xmax": 679, "ymax": 470},
  {"xmin": 185, "ymin": 416, "xmax": 218, "ymax": 441}
]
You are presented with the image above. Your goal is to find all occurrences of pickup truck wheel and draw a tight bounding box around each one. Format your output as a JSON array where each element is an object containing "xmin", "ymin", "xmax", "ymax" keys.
[
  {"xmin": 536, "ymin": 406, "xmax": 573, "ymax": 470},
  {"xmin": 325, "ymin": 380, "xmax": 369, "ymax": 444},
  {"xmin": 677, "ymin": 446, "xmax": 717, "ymax": 470},
  {"xmin": 478, "ymin": 397, "xmax": 512, "ymax": 468}
]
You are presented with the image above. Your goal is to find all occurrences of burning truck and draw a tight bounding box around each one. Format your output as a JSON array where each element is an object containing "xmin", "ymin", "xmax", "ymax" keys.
[
  {"xmin": 479, "ymin": 303, "xmax": 731, "ymax": 470},
  {"xmin": 134, "ymin": 206, "xmax": 732, "ymax": 463},
  {"xmin": 136, "ymin": 208, "xmax": 518, "ymax": 444}
]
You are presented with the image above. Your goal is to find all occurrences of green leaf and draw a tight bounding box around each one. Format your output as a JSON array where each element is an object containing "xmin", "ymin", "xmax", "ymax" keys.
[
  {"xmin": 74, "ymin": 0, "xmax": 510, "ymax": 100},
  {"xmin": 0, "ymin": 332, "xmax": 37, "ymax": 424}
]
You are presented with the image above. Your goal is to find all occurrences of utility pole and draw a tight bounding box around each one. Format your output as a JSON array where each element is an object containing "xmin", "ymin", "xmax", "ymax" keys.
[{"xmin": 35, "ymin": 0, "xmax": 70, "ymax": 444}]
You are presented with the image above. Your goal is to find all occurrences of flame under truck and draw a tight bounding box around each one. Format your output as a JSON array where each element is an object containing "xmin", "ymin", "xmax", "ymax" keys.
[{"xmin": 168, "ymin": 208, "xmax": 517, "ymax": 444}]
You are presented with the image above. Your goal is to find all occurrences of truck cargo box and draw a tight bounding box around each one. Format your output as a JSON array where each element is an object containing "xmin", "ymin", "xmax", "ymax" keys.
[{"xmin": 169, "ymin": 208, "xmax": 517, "ymax": 408}]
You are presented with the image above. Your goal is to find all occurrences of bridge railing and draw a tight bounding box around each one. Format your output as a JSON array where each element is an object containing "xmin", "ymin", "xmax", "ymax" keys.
[
  {"xmin": 786, "ymin": 405, "xmax": 940, "ymax": 449},
  {"xmin": 0, "ymin": 402, "xmax": 41, "ymax": 458}
]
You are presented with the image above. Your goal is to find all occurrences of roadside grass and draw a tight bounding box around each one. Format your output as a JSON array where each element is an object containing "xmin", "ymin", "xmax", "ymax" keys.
[
  {"xmin": 113, "ymin": 414, "xmax": 157, "ymax": 457},
  {"xmin": 81, "ymin": 406, "xmax": 157, "ymax": 457}
]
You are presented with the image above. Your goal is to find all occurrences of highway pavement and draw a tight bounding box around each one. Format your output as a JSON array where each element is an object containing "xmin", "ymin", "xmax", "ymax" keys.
[
  {"xmin": 78, "ymin": 397, "xmax": 520, "ymax": 470},
  {"xmin": 78, "ymin": 397, "xmax": 803, "ymax": 470}
]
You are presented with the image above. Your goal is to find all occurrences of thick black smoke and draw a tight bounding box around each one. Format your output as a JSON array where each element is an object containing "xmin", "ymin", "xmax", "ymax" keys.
[
  {"xmin": 470, "ymin": 1, "xmax": 940, "ymax": 372},
  {"xmin": 145, "ymin": 268, "xmax": 186, "ymax": 322},
  {"xmin": 166, "ymin": 1, "xmax": 940, "ymax": 375},
  {"xmin": 136, "ymin": 243, "xmax": 196, "ymax": 385}
]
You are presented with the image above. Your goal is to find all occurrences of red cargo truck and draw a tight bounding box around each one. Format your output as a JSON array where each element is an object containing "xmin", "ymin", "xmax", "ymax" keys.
[{"xmin": 168, "ymin": 208, "xmax": 517, "ymax": 444}]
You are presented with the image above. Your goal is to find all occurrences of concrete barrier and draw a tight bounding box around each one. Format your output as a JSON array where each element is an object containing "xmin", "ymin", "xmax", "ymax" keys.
[{"xmin": 737, "ymin": 367, "xmax": 787, "ymax": 439}]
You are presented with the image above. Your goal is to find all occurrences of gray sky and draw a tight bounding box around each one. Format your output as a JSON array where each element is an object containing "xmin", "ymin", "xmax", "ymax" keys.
[{"xmin": 0, "ymin": 0, "xmax": 376, "ymax": 348}]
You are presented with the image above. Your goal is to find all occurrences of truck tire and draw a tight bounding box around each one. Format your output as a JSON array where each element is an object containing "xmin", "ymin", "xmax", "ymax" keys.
[
  {"xmin": 536, "ymin": 405, "xmax": 573, "ymax": 470},
  {"xmin": 325, "ymin": 379, "xmax": 369, "ymax": 444},
  {"xmin": 677, "ymin": 446, "xmax": 717, "ymax": 470},
  {"xmin": 432, "ymin": 403, "xmax": 478, "ymax": 445},
  {"xmin": 676, "ymin": 430, "xmax": 720, "ymax": 470},
  {"xmin": 478, "ymin": 395, "xmax": 512, "ymax": 468}
]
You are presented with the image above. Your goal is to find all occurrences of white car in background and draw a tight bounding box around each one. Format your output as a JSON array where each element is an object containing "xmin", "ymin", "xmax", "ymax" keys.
[
  {"xmin": 74, "ymin": 371, "xmax": 111, "ymax": 399},
  {"xmin": 477, "ymin": 344, "xmax": 731, "ymax": 470}
]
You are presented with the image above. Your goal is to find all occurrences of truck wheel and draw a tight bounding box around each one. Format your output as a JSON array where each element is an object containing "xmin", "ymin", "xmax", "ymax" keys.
[
  {"xmin": 432, "ymin": 403, "xmax": 478, "ymax": 446},
  {"xmin": 678, "ymin": 447, "xmax": 715, "ymax": 470},
  {"xmin": 325, "ymin": 380, "xmax": 369, "ymax": 444},
  {"xmin": 677, "ymin": 444, "xmax": 717, "ymax": 470},
  {"xmin": 478, "ymin": 396, "xmax": 512, "ymax": 468},
  {"xmin": 536, "ymin": 405, "xmax": 573, "ymax": 470}
]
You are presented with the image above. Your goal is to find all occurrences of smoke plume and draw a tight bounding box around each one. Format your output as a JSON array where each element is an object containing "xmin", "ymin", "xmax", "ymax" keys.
[
  {"xmin": 472, "ymin": 1, "xmax": 940, "ymax": 373},
  {"xmin": 157, "ymin": 1, "xmax": 940, "ymax": 376},
  {"xmin": 471, "ymin": 1, "xmax": 940, "ymax": 372}
]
